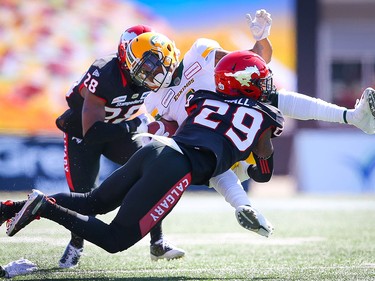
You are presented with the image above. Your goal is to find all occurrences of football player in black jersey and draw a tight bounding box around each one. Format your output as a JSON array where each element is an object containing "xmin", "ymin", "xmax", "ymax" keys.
[
  {"xmin": 53, "ymin": 25, "xmax": 185, "ymax": 267},
  {"xmin": 5, "ymin": 50, "xmax": 284, "ymax": 255}
]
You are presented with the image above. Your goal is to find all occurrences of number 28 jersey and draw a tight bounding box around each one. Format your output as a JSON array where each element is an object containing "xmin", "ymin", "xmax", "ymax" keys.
[
  {"xmin": 173, "ymin": 90, "xmax": 284, "ymax": 178},
  {"xmin": 58, "ymin": 54, "xmax": 149, "ymax": 137}
]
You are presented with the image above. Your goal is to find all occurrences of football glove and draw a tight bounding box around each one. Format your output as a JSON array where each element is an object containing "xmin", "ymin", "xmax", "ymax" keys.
[
  {"xmin": 2, "ymin": 258, "xmax": 38, "ymax": 278},
  {"xmin": 246, "ymin": 9, "xmax": 272, "ymax": 41},
  {"xmin": 118, "ymin": 113, "xmax": 150, "ymax": 134}
]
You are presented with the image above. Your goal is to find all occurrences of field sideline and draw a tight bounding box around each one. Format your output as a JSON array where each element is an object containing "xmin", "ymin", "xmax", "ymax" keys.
[{"xmin": 0, "ymin": 181, "xmax": 374, "ymax": 281}]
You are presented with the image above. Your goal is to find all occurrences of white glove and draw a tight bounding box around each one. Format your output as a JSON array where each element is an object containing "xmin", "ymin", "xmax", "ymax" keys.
[
  {"xmin": 135, "ymin": 113, "xmax": 152, "ymax": 134},
  {"xmin": 246, "ymin": 9, "xmax": 272, "ymax": 41},
  {"xmin": 2, "ymin": 258, "xmax": 38, "ymax": 278}
]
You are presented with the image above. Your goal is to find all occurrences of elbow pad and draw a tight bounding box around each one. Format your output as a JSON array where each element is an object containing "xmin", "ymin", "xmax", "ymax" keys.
[{"xmin": 247, "ymin": 153, "xmax": 274, "ymax": 183}]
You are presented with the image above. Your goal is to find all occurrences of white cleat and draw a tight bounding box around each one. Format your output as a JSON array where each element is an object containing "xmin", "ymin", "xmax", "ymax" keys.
[
  {"xmin": 346, "ymin": 87, "xmax": 375, "ymax": 134},
  {"xmin": 235, "ymin": 205, "xmax": 274, "ymax": 237},
  {"xmin": 59, "ymin": 242, "xmax": 83, "ymax": 268},
  {"xmin": 150, "ymin": 239, "xmax": 185, "ymax": 261}
]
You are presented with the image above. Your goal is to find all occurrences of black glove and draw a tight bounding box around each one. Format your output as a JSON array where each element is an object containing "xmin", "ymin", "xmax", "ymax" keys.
[{"xmin": 118, "ymin": 117, "xmax": 142, "ymax": 133}]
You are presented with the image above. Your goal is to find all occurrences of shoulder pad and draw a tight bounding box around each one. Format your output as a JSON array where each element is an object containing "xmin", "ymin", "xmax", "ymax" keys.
[
  {"xmin": 188, "ymin": 38, "xmax": 222, "ymax": 60},
  {"xmin": 257, "ymin": 102, "xmax": 284, "ymax": 137}
]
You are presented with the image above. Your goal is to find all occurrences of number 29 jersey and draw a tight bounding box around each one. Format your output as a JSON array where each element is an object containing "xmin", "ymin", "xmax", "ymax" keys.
[{"xmin": 173, "ymin": 90, "xmax": 284, "ymax": 178}]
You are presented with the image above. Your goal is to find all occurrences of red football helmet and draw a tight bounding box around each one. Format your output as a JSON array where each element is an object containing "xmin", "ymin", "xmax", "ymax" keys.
[
  {"xmin": 117, "ymin": 24, "xmax": 153, "ymax": 70},
  {"xmin": 214, "ymin": 50, "xmax": 275, "ymax": 101}
]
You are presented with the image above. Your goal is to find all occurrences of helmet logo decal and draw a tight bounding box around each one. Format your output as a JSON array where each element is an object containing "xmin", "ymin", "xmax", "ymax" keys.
[
  {"xmin": 121, "ymin": 31, "xmax": 138, "ymax": 42},
  {"xmin": 150, "ymin": 35, "xmax": 167, "ymax": 48},
  {"xmin": 225, "ymin": 66, "xmax": 260, "ymax": 86}
]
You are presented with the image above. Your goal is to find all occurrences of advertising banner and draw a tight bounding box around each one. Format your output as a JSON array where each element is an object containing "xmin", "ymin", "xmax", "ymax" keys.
[
  {"xmin": 293, "ymin": 130, "xmax": 375, "ymax": 193},
  {"xmin": 0, "ymin": 135, "xmax": 118, "ymax": 193}
]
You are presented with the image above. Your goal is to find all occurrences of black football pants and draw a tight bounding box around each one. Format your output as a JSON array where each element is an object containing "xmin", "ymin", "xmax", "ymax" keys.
[
  {"xmin": 42, "ymin": 141, "xmax": 194, "ymax": 253},
  {"xmin": 63, "ymin": 132, "xmax": 141, "ymax": 192}
]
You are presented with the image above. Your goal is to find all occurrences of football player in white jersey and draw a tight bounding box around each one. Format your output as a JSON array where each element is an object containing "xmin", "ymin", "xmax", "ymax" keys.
[{"xmin": 125, "ymin": 10, "xmax": 375, "ymax": 237}]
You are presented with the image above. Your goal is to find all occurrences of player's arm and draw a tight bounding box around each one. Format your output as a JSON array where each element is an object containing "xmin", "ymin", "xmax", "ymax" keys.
[
  {"xmin": 81, "ymin": 86, "xmax": 106, "ymax": 136},
  {"xmin": 80, "ymin": 87, "xmax": 142, "ymax": 144},
  {"xmin": 214, "ymin": 9, "xmax": 273, "ymax": 66},
  {"xmin": 251, "ymin": 38, "xmax": 272, "ymax": 64},
  {"xmin": 246, "ymin": 10, "xmax": 272, "ymax": 63},
  {"xmin": 247, "ymin": 128, "xmax": 274, "ymax": 183}
]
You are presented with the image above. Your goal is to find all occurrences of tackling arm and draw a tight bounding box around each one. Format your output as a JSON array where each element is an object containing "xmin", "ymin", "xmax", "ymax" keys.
[
  {"xmin": 247, "ymin": 128, "xmax": 274, "ymax": 183},
  {"xmin": 80, "ymin": 87, "xmax": 142, "ymax": 144},
  {"xmin": 81, "ymin": 87, "xmax": 106, "ymax": 136}
]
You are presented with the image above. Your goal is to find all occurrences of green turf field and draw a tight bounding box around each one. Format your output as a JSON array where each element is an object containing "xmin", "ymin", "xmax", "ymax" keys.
[{"xmin": 0, "ymin": 190, "xmax": 374, "ymax": 280}]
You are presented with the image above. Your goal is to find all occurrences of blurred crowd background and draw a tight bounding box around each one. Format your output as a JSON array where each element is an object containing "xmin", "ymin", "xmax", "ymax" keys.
[{"xmin": 0, "ymin": 0, "xmax": 294, "ymax": 134}]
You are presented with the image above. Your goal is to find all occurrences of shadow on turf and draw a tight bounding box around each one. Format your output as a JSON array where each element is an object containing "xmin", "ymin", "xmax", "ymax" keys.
[
  {"xmin": 22, "ymin": 276, "xmax": 277, "ymax": 281},
  {"xmin": 23, "ymin": 268, "xmax": 279, "ymax": 281},
  {"xmin": 22, "ymin": 277, "xmax": 274, "ymax": 281}
]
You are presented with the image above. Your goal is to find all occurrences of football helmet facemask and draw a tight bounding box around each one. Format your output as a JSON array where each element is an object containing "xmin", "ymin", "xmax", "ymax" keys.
[
  {"xmin": 214, "ymin": 50, "xmax": 276, "ymax": 101},
  {"xmin": 125, "ymin": 32, "xmax": 180, "ymax": 91},
  {"xmin": 117, "ymin": 25, "xmax": 153, "ymax": 70}
]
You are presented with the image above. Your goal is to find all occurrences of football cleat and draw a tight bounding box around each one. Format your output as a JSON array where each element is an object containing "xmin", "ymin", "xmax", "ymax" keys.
[
  {"xmin": 59, "ymin": 242, "xmax": 83, "ymax": 268},
  {"xmin": 150, "ymin": 239, "xmax": 185, "ymax": 261},
  {"xmin": 6, "ymin": 190, "xmax": 48, "ymax": 237},
  {"xmin": 347, "ymin": 87, "xmax": 375, "ymax": 134},
  {"xmin": 235, "ymin": 205, "xmax": 274, "ymax": 237},
  {"xmin": 0, "ymin": 200, "xmax": 16, "ymax": 227}
]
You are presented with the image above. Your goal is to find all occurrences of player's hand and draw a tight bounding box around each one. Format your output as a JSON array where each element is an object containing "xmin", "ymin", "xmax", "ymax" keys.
[
  {"xmin": 120, "ymin": 113, "xmax": 150, "ymax": 134},
  {"xmin": 246, "ymin": 9, "xmax": 272, "ymax": 41},
  {"xmin": 3, "ymin": 258, "xmax": 38, "ymax": 278},
  {"xmin": 135, "ymin": 113, "xmax": 152, "ymax": 134}
]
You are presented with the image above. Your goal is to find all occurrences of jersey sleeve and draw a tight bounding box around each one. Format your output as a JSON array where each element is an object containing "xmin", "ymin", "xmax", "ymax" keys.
[
  {"xmin": 76, "ymin": 62, "xmax": 112, "ymax": 102},
  {"xmin": 257, "ymin": 102, "xmax": 285, "ymax": 137}
]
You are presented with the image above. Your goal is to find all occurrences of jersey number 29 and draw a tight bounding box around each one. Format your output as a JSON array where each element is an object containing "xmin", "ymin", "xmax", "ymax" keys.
[{"xmin": 193, "ymin": 99, "xmax": 262, "ymax": 151}]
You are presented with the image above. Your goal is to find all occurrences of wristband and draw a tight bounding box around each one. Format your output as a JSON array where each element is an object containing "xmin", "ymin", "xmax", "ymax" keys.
[{"xmin": 343, "ymin": 110, "xmax": 348, "ymax": 124}]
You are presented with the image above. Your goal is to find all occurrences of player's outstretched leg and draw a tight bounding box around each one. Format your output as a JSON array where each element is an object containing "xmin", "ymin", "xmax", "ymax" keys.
[
  {"xmin": 235, "ymin": 205, "xmax": 274, "ymax": 237},
  {"xmin": 150, "ymin": 239, "xmax": 185, "ymax": 261},
  {"xmin": 347, "ymin": 87, "xmax": 375, "ymax": 134}
]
